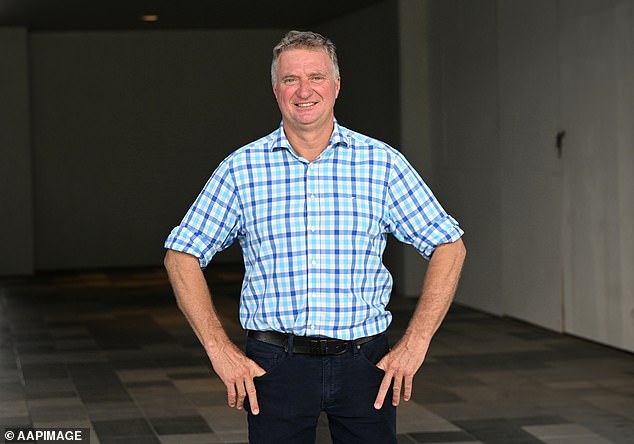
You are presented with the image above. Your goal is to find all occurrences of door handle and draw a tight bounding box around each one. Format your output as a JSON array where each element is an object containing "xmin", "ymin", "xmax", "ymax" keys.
[{"xmin": 556, "ymin": 130, "xmax": 566, "ymax": 159}]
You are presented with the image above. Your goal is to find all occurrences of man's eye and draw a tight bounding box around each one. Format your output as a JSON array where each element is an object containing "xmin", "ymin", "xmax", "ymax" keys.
[
  {"xmin": 284, "ymin": 78, "xmax": 297, "ymax": 84},
  {"xmin": 312, "ymin": 76, "xmax": 325, "ymax": 82}
]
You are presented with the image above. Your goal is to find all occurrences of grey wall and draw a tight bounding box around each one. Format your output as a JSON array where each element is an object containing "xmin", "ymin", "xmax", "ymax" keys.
[
  {"xmin": 0, "ymin": 28, "xmax": 34, "ymax": 276},
  {"xmin": 1, "ymin": 1, "xmax": 401, "ymax": 274},
  {"xmin": 419, "ymin": 0, "xmax": 634, "ymax": 351},
  {"xmin": 498, "ymin": 0, "xmax": 563, "ymax": 331},
  {"xmin": 424, "ymin": 0, "xmax": 502, "ymax": 312},
  {"xmin": 318, "ymin": 0, "xmax": 400, "ymax": 148},
  {"xmin": 398, "ymin": 0, "xmax": 433, "ymax": 297},
  {"xmin": 29, "ymin": 29, "xmax": 284, "ymax": 270},
  {"xmin": 557, "ymin": 0, "xmax": 634, "ymax": 352}
]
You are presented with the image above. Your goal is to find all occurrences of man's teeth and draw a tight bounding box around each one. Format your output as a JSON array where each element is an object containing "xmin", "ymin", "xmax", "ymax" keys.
[{"xmin": 297, "ymin": 102, "xmax": 316, "ymax": 107}]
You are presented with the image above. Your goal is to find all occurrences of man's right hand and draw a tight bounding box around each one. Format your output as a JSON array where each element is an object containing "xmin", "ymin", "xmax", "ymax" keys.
[{"xmin": 207, "ymin": 340, "xmax": 266, "ymax": 415}]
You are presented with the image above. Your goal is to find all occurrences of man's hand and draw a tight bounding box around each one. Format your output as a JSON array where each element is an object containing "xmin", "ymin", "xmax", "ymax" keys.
[
  {"xmin": 373, "ymin": 335, "xmax": 428, "ymax": 409},
  {"xmin": 208, "ymin": 340, "xmax": 266, "ymax": 415}
]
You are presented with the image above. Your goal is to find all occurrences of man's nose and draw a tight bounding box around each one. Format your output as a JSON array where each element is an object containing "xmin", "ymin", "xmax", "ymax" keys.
[{"xmin": 296, "ymin": 79, "xmax": 312, "ymax": 98}]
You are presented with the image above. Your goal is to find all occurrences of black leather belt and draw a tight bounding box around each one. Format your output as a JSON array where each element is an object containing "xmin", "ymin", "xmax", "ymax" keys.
[{"xmin": 247, "ymin": 330, "xmax": 379, "ymax": 356}]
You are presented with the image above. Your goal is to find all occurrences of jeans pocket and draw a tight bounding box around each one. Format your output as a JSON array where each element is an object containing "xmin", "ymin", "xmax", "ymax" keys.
[
  {"xmin": 246, "ymin": 338, "xmax": 287, "ymax": 380},
  {"xmin": 357, "ymin": 335, "xmax": 389, "ymax": 377}
]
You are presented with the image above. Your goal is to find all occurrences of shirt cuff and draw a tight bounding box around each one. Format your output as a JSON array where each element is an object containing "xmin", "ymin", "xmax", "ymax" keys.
[
  {"xmin": 417, "ymin": 215, "xmax": 464, "ymax": 260},
  {"xmin": 164, "ymin": 225, "xmax": 218, "ymax": 268}
]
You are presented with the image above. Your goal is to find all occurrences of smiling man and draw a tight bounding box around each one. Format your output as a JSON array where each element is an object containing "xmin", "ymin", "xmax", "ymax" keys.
[{"xmin": 164, "ymin": 30, "xmax": 466, "ymax": 444}]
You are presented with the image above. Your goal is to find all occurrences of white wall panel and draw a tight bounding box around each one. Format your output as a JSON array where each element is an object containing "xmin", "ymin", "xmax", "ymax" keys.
[
  {"xmin": 497, "ymin": 0, "xmax": 563, "ymax": 331},
  {"xmin": 560, "ymin": 0, "xmax": 634, "ymax": 351}
]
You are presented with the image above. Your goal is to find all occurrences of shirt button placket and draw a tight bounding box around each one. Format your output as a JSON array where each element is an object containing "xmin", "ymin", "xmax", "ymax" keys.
[{"xmin": 306, "ymin": 163, "xmax": 320, "ymax": 336}]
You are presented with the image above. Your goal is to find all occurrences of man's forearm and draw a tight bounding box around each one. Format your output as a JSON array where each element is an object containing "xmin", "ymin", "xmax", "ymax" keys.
[
  {"xmin": 163, "ymin": 249, "xmax": 231, "ymax": 354},
  {"xmin": 374, "ymin": 238, "xmax": 466, "ymax": 408},
  {"xmin": 164, "ymin": 249, "xmax": 265, "ymax": 413},
  {"xmin": 404, "ymin": 238, "xmax": 466, "ymax": 346}
]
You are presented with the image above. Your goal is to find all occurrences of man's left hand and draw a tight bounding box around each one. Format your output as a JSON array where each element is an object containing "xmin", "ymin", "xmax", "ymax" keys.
[{"xmin": 373, "ymin": 337, "xmax": 428, "ymax": 409}]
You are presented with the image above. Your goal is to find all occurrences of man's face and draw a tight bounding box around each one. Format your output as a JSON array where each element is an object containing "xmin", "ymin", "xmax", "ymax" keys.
[{"xmin": 273, "ymin": 48, "xmax": 340, "ymax": 134}]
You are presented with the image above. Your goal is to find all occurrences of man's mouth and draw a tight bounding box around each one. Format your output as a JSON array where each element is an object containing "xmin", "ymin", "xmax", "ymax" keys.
[{"xmin": 295, "ymin": 102, "xmax": 318, "ymax": 108}]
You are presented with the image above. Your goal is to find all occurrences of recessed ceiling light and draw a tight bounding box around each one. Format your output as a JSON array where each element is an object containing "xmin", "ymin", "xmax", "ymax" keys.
[{"xmin": 140, "ymin": 15, "xmax": 159, "ymax": 22}]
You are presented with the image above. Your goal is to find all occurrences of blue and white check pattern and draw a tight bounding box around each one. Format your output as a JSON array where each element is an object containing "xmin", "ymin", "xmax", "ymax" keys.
[{"xmin": 165, "ymin": 121, "xmax": 463, "ymax": 340}]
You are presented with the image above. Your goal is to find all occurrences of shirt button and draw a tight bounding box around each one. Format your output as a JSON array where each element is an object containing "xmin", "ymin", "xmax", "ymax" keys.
[{"xmin": 311, "ymin": 259, "xmax": 318, "ymax": 265}]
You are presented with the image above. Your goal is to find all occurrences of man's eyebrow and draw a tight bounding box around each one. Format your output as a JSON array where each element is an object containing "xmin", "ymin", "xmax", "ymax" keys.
[{"xmin": 280, "ymin": 70, "xmax": 329, "ymax": 79}]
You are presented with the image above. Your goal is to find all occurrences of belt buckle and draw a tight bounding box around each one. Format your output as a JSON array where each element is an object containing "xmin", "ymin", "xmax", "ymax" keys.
[{"xmin": 309, "ymin": 339, "xmax": 329, "ymax": 355}]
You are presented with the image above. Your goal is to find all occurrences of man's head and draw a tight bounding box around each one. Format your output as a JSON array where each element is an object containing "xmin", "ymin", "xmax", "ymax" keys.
[
  {"xmin": 271, "ymin": 31, "xmax": 341, "ymax": 137},
  {"xmin": 271, "ymin": 30, "xmax": 339, "ymax": 86}
]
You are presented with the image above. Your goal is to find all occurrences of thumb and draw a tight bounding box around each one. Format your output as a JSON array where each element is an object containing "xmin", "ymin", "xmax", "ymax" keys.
[
  {"xmin": 250, "ymin": 360, "xmax": 266, "ymax": 377},
  {"xmin": 375, "ymin": 355, "xmax": 389, "ymax": 371}
]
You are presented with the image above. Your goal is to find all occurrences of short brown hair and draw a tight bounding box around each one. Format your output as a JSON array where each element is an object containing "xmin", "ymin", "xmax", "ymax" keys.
[{"xmin": 271, "ymin": 30, "xmax": 339, "ymax": 85}]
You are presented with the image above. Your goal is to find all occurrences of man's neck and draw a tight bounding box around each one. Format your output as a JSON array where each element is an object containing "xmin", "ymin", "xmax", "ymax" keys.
[{"xmin": 284, "ymin": 120, "xmax": 334, "ymax": 163}]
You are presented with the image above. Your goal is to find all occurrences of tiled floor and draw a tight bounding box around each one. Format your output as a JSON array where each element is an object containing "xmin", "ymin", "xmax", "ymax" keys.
[{"xmin": 1, "ymin": 266, "xmax": 633, "ymax": 443}]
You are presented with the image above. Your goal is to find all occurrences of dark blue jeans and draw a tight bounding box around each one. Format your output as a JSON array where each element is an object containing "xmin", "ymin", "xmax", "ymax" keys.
[{"xmin": 245, "ymin": 333, "xmax": 396, "ymax": 444}]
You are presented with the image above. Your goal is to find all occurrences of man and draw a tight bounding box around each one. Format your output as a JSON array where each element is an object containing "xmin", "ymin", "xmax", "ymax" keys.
[{"xmin": 164, "ymin": 30, "xmax": 466, "ymax": 444}]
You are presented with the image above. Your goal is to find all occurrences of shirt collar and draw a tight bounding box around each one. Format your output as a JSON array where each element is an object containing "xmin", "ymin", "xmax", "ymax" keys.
[{"xmin": 270, "ymin": 119, "xmax": 350, "ymax": 153}]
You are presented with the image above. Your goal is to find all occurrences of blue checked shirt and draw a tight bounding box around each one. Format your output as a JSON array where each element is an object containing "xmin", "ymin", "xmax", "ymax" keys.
[{"xmin": 165, "ymin": 121, "xmax": 463, "ymax": 340}]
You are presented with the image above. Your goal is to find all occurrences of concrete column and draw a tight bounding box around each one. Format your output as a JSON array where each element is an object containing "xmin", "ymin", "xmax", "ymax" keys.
[{"xmin": 0, "ymin": 27, "xmax": 34, "ymax": 276}]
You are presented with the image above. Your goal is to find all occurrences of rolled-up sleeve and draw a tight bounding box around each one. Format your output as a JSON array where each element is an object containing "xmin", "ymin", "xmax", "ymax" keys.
[
  {"xmin": 164, "ymin": 157, "xmax": 242, "ymax": 268},
  {"xmin": 386, "ymin": 152, "xmax": 463, "ymax": 260}
]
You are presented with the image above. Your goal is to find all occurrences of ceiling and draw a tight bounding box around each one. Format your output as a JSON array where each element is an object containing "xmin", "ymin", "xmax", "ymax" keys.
[{"xmin": 0, "ymin": 0, "xmax": 384, "ymax": 31}]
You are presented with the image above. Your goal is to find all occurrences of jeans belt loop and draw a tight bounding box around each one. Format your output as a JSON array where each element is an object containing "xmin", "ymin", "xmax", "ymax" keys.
[
  {"xmin": 287, "ymin": 333, "xmax": 294, "ymax": 357},
  {"xmin": 352, "ymin": 338, "xmax": 360, "ymax": 356}
]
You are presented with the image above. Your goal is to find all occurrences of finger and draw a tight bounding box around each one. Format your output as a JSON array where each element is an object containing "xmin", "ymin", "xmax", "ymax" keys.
[
  {"xmin": 235, "ymin": 380, "xmax": 247, "ymax": 410},
  {"xmin": 245, "ymin": 378, "xmax": 260, "ymax": 415},
  {"xmin": 403, "ymin": 375, "xmax": 413, "ymax": 401},
  {"xmin": 226, "ymin": 383, "xmax": 237, "ymax": 408},
  {"xmin": 392, "ymin": 375, "xmax": 403, "ymax": 406},
  {"xmin": 374, "ymin": 373, "xmax": 393, "ymax": 410}
]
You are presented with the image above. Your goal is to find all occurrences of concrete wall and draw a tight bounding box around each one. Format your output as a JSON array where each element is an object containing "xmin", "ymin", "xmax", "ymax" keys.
[
  {"xmin": 424, "ymin": 0, "xmax": 502, "ymax": 312},
  {"xmin": 0, "ymin": 28, "xmax": 34, "ymax": 276},
  {"xmin": 1, "ymin": 1, "xmax": 400, "ymax": 273},
  {"xmin": 29, "ymin": 29, "xmax": 283, "ymax": 270},
  {"xmin": 498, "ymin": 0, "xmax": 563, "ymax": 331},
  {"xmin": 558, "ymin": 0, "xmax": 634, "ymax": 351},
  {"xmin": 420, "ymin": 0, "xmax": 633, "ymax": 351}
]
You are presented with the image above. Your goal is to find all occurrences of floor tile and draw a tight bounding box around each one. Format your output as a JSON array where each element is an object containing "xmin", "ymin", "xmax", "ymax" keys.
[
  {"xmin": 149, "ymin": 415, "xmax": 212, "ymax": 435},
  {"xmin": 92, "ymin": 418, "xmax": 155, "ymax": 438},
  {"xmin": 407, "ymin": 430, "xmax": 477, "ymax": 443},
  {"xmin": 158, "ymin": 432, "xmax": 222, "ymax": 443},
  {"xmin": 523, "ymin": 424, "xmax": 613, "ymax": 444}
]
